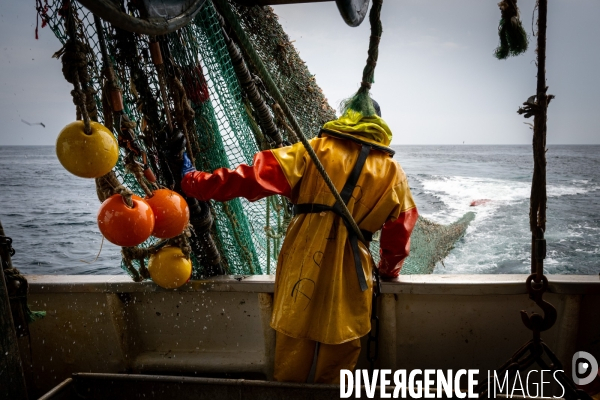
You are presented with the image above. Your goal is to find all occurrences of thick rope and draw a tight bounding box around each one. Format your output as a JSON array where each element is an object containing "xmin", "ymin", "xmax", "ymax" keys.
[
  {"xmin": 94, "ymin": 14, "xmax": 121, "ymax": 132},
  {"xmin": 122, "ymin": 228, "xmax": 193, "ymax": 282},
  {"xmin": 124, "ymin": 161, "xmax": 153, "ymax": 197},
  {"xmin": 150, "ymin": 40, "xmax": 174, "ymax": 132},
  {"xmin": 213, "ymin": 0, "xmax": 372, "ymax": 245},
  {"xmin": 273, "ymin": 102, "xmax": 299, "ymax": 144},
  {"xmin": 169, "ymin": 74, "xmax": 198, "ymax": 164},
  {"xmin": 95, "ymin": 171, "xmax": 134, "ymax": 207},
  {"xmin": 57, "ymin": 3, "xmax": 97, "ymax": 134},
  {"xmin": 341, "ymin": 0, "xmax": 383, "ymax": 116},
  {"xmin": 156, "ymin": 39, "xmax": 224, "ymax": 275},
  {"xmin": 216, "ymin": 11, "xmax": 283, "ymax": 147}
]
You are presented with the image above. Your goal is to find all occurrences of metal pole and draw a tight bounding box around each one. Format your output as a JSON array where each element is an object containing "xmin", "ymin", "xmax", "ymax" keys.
[{"xmin": 0, "ymin": 219, "xmax": 29, "ymax": 399}]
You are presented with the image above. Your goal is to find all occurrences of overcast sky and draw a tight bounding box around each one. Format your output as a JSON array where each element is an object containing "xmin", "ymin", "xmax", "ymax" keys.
[{"xmin": 1, "ymin": 0, "xmax": 598, "ymax": 145}]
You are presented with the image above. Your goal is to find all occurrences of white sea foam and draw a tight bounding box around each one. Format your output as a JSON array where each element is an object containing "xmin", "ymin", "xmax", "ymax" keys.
[
  {"xmin": 417, "ymin": 175, "xmax": 599, "ymax": 224},
  {"xmin": 417, "ymin": 174, "xmax": 599, "ymax": 274}
]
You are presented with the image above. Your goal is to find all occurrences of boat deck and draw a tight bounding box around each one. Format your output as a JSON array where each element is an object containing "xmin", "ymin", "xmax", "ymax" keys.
[{"xmin": 22, "ymin": 274, "xmax": 600, "ymax": 397}]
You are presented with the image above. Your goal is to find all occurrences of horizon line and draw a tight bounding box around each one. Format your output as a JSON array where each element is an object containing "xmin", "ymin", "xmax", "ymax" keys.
[{"xmin": 2, "ymin": 143, "xmax": 600, "ymax": 147}]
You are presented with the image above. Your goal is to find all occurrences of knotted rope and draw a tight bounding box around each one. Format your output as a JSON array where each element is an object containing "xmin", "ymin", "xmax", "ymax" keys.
[
  {"xmin": 341, "ymin": 0, "xmax": 383, "ymax": 116},
  {"xmin": 169, "ymin": 74, "xmax": 198, "ymax": 165},
  {"xmin": 95, "ymin": 171, "xmax": 133, "ymax": 207},
  {"xmin": 54, "ymin": 3, "xmax": 97, "ymax": 134},
  {"xmin": 122, "ymin": 228, "xmax": 193, "ymax": 282},
  {"xmin": 150, "ymin": 40, "xmax": 174, "ymax": 133},
  {"xmin": 124, "ymin": 161, "xmax": 154, "ymax": 198},
  {"xmin": 95, "ymin": 14, "xmax": 121, "ymax": 133}
]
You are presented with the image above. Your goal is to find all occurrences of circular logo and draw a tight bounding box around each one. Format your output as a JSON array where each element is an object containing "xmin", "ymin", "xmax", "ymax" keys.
[{"xmin": 572, "ymin": 351, "xmax": 599, "ymax": 386}]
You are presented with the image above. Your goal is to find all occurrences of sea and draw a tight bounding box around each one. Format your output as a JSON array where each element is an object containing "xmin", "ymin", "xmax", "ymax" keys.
[{"xmin": 0, "ymin": 145, "xmax": 598, "ymax": 276}]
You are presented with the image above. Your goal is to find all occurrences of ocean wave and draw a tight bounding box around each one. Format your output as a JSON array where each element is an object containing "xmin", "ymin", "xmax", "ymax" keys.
[{"xmin": 415, "ymin": 175, "xmax": 599, "ymax": 223}]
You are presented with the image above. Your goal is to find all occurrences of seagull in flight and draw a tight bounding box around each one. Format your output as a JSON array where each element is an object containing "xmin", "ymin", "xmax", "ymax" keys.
[{"xmin": 21, "ymin": 119, "xmax": 45, "ymax": 128}]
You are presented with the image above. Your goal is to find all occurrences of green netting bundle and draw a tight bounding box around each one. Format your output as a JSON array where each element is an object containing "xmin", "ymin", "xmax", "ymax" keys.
[
  {"xmin": 38, "ymin": 0, "xmax": 334, "ymax": 278},
  {"xmin": 494, "ymin": 0, "xmax": 529, "ymax": 60},
  {"xmin": 401, "ymin": 212, "xmax": 475, "ymax": 274}
]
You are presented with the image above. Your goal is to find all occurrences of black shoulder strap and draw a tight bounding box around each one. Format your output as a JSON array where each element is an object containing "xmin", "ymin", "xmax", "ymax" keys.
[
  {"xmin": 333, "ymin": 143, "xmax": 372, "ymax": 291},
  {"xmin": 292, "ymin": 143, "xmax": 373, "ymax": 292},
  {"xmin": 338, "ymin": 143, "xmax": 372, "ymax": 205}
]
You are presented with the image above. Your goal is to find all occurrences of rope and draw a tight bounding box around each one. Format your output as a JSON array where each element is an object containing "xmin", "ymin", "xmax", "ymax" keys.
[
  {"xmin": 362, "ymin": 1, "xmax": 383, "ymax": 89},
  {"xmin": 122, "ymin": 229, "xmax": 193, "ymax": 282},
  {"xmin": 56, "ymin": 3, "xmax": 97, "ymax": 134},
  {"xmin": 169, "ymin": 74, "xmax": 197, "ymax": 164},
  {"xmin": 94, "ymin": 14, "xmax": 121, "ymax": 133},
  {"xmin": 216, "ymin": 11, "xmax": 283, "ymax": 147},
  {"xmin": 340, "ymin": 0, "xmax": 383, "ymax": 117},
  {"xmin": 95, "ymin": 171, "xmax": 134, "ymax": 207},
  {"xmin": 156, "ymin": 38, "xmax": 224, "ymax": 276},
  {"xmin": 273, "ymin": 102, "xmax": 299, "ymax": 144},
  {"xmin": 150, "ymin": 39, "xmax": 174, "ymax": 132},
  {"xmin": 213, "ymin": 0, "xmax": 373, "ymax": 245},
  {"xmin": 124, "ymin": 161, "xmax": 154, "ymax": 197}
]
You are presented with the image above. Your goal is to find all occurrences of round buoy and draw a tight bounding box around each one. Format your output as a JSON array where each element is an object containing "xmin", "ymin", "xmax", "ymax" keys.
[
  {"xmin": 97, "ymin": 194, "xmax": 154, "ymax": 247},
  {"xmin": 145, "ymin": 189, "xmax": 190, "ymax": 239},
  {"xmin": 148, "ymin": 246, "xmax": 192, "ymax": 289},
  {"xmin": 56, "ymin": 121, "xmax": 119, "ymax": 178}
]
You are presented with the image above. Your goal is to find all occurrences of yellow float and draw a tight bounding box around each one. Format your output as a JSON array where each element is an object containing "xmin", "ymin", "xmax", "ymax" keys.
[
  {"xmin": 148, "ymin": 246, "xmax": 192, "ymax": 289},
  {"xmin": 56, "ymin": 121, "xmax": 119, "ymax": 178}
]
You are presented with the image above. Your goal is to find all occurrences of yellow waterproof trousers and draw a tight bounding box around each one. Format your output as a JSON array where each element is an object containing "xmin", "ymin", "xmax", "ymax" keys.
[{"xmin": 273, "ymin": 331, "xmax": 361, "ymax": 384}]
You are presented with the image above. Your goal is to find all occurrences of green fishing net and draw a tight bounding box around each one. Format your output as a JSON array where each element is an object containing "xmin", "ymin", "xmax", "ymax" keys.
[
  {"xmin": 39, "ymin": 0, "xmax": 335, "ymax": 277},
  {"xmin": 39, "ymin": 1, "xmax": 471, "ymax": 278}
]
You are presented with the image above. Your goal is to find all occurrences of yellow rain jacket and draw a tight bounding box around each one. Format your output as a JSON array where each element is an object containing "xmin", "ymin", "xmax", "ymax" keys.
[{"xmin": 183, "ymin": 111, "xmax": 418, "ymax": 345}]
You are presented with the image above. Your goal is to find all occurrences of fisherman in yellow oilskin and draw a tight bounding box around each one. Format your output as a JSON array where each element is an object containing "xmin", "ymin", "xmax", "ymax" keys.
[{"xmin": 181, "ymin": 99, "xmax": 418, "ymax": 384}]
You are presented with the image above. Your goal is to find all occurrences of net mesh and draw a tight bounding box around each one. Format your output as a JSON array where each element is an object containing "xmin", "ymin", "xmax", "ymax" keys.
[
  {"xmin": 39, "ymin": 0, "xmax": 335, "ymax": 277},
  {"xmin": 38, "ymin": 0, "xmax": 473, "ymax": 277}
]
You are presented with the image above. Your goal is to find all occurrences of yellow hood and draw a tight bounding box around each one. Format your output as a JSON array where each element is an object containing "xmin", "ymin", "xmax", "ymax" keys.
[{"xmin": 322, "ymin": 109, "xmax": 392, "ymax": 146}]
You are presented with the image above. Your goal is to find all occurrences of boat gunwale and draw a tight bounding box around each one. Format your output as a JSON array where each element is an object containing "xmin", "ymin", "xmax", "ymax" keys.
[{"xmin": 25, "ymin": 274, "xmax": 600, "ymax": 295}]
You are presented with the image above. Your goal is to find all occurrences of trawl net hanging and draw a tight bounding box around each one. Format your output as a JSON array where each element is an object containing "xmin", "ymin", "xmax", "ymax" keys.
[{"xmin": 38, "ymin": 0, "xmax": 472, "ymax": 279}]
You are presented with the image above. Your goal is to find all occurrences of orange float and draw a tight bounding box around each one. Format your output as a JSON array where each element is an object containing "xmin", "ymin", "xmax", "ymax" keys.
[
  {"xmin": 97, "ymin": 194, "xmax": 155, "ymax": 247},
  {"xmin": 145, "ymin": 189, "xmax": 190, "ymax": 239}
]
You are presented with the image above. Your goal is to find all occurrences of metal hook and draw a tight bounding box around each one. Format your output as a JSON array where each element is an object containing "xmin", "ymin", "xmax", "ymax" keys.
[{"xmin": 520, "ymin": 274, "xmax": 557, "ymax": 333}]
